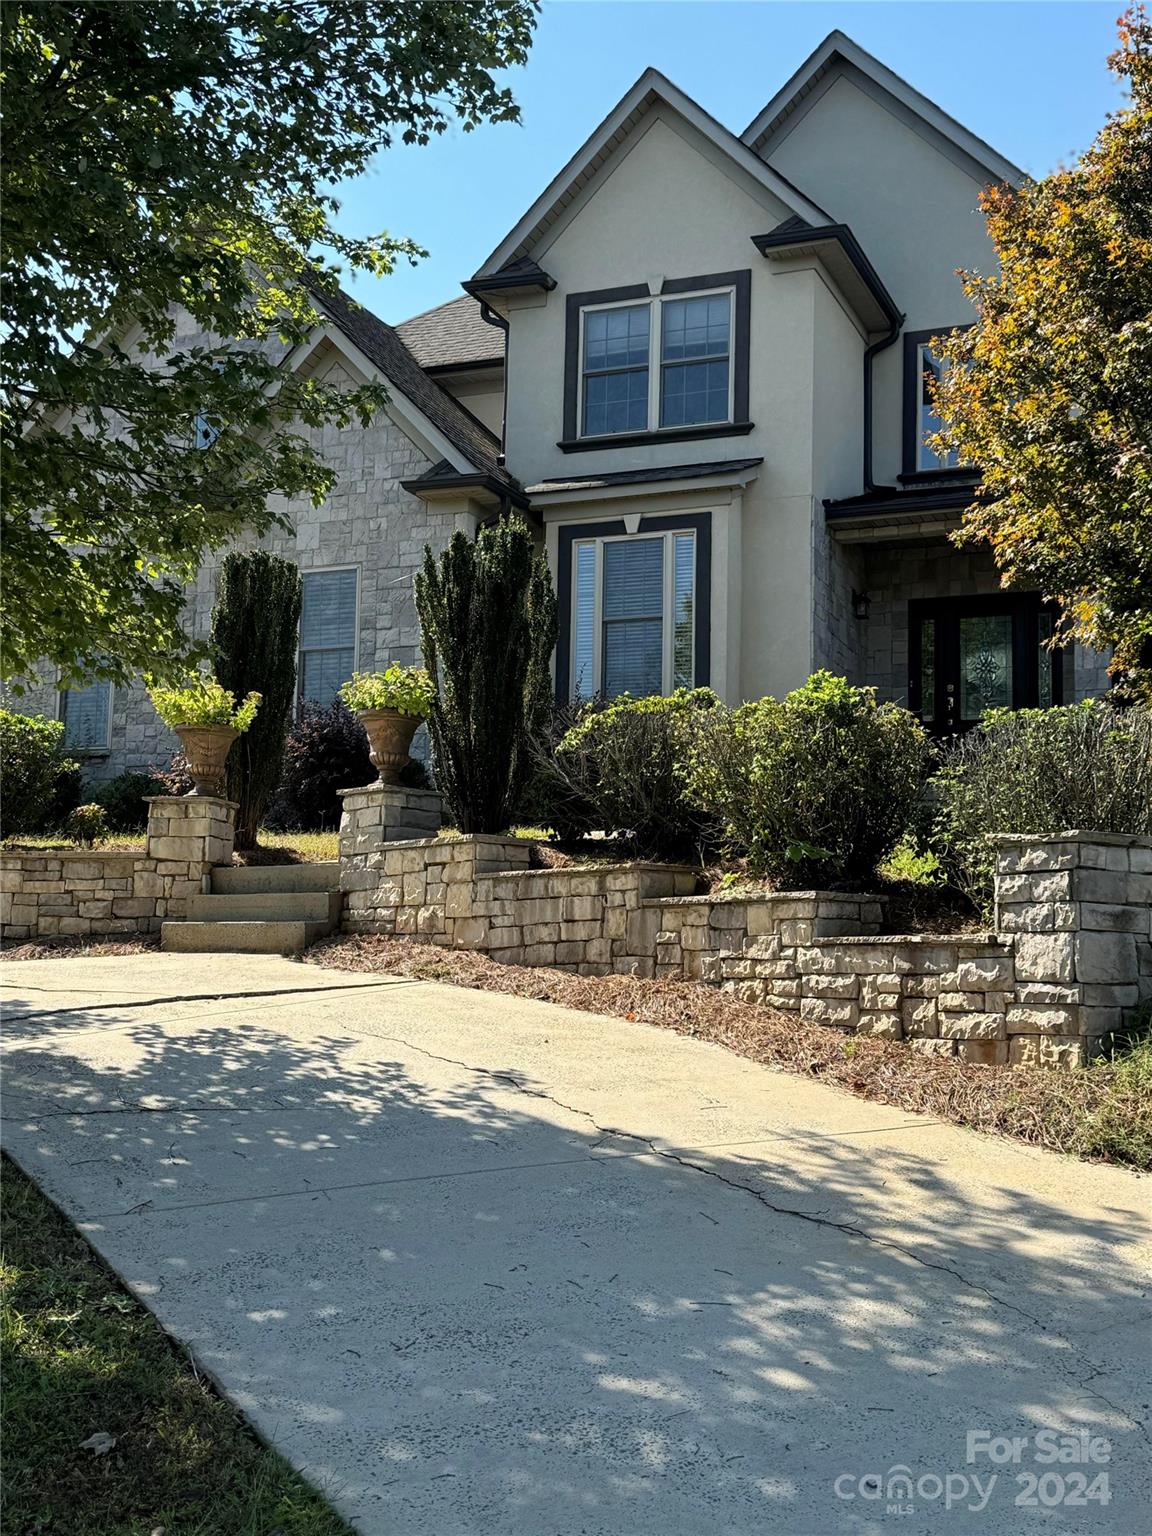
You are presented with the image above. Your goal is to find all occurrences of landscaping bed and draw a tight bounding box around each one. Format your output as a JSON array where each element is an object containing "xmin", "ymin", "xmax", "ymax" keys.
[
  {"xmin": 304, "ymin": 933, "xmax": 1152, "ymax": 1170},
  {"xmin": 1, "ymin": 934, "xmax": 161, "ymax": 961},
  {"xmin": 0, "ymin": 1154, "xmax": 353, "ymax": 1536}
]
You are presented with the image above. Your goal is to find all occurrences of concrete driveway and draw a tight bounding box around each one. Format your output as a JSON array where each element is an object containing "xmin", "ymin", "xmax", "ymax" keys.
[{"xmin": 2, "ymin": 952, "xmax": 1149, "ymax": 1536}]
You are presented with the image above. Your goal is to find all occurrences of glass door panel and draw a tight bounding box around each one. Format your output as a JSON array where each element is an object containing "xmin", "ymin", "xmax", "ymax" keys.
[{"xmin": 958, "ymin": 614, "xmax": 1013, "ymax": 720}]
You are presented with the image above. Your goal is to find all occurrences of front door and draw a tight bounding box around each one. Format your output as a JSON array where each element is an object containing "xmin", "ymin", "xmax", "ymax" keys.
[{"xmin": 908, "ymin": 594, "xmax": 1062, "ymax": 733}]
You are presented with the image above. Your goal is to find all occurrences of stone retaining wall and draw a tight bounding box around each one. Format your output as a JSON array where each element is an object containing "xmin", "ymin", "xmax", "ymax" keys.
[
  {"xmin": 1, "ymin": 797, "xmax": 236, "ymax": 941},
  {"xmin": 339, "ymin": 811, "xmax": 1152, "ymax": 1067}
]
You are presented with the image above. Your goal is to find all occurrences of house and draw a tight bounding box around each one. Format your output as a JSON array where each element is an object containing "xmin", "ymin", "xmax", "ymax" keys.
[{"xmin": 29, "ymin": 31, "xmax": 1109, "ymax": 783}]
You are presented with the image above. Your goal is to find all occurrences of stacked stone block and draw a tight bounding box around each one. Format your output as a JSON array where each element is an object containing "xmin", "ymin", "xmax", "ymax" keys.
[
  {"xmin": 334, "ymin": 828, "xmax": 1150, "ymax": 1070},
  {"xmin": 338, "ymin": 783, "xmax": 443, "ymax": 856},
  {"xmin": 993, "ymin": 832, "xmax": 1152, "ymax": 1065},
  {"xmin": 1, "ymin": 795, "xmax": 236, "ymax": 940}
]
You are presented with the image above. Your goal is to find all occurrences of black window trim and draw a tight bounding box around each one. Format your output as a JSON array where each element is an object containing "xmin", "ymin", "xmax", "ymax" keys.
[
  {"xmin": 561, "ymin": 272, "xmax": 752, "ymax": 451},
  {"xmin": 901, "ymin": 324, "xmax": 974, "ymax": 480},
  {"xmin": 554, "ymin": 512, "xmax": 712, "ymax": 704}
]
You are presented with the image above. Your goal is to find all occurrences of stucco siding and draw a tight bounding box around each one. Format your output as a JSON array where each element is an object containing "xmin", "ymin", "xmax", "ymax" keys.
[{"xmin": 762, "ymin": 69, "xmax": 998, "ymax": 487}]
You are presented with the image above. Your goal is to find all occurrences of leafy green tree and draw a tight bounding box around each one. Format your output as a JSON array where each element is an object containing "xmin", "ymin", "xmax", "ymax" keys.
[
  {"xmin": 934, "ymin": 7, "xmax": 1152, "ymax": 694},
  {"xmin": 415, "ymin": 518, "xmax": 557, "ymax": 833},
  {"xmin": 210, "ymin": 551, "xmax": 302, "ymax": 850},
  {"xmin": 1, "ymin": 0, "xmax": 537, "ymax": 688}
]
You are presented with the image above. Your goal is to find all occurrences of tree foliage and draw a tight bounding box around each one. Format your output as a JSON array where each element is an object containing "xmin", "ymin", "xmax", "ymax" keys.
[
  {"xmin": 1, "ymin": 0, "xmax": 537, "ymax": 686},
  {"xmin": 210, "ymin": 551, "xmax": 302, "ymax": 849},
  {"xmin": 416, "ymin": 517, "xmax": 557, "ymax": 834},
  {"xmin": 934, "ymin": 7, "xmax": 1152, "ymax": 693}
]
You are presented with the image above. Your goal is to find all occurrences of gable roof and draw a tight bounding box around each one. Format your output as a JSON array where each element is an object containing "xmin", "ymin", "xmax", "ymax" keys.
[
  {"xmin": 394, "ymin": 294, "xmax": 504, "ymax": 372},
  {"xmin": 307, "ymin": 283, "xmax": 510, "ymax": 484},
  {"xmin": 473, "ymin": 67, "xmax": 830, "ymax": 278},
  {"xmin": 741, "ymin": 31, "xmax": 1023, "ymax": 189}
]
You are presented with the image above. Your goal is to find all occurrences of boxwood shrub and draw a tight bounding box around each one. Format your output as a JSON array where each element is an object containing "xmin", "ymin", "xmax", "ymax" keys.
[
  {"xmin": 932, "ymin": 702, "xmax": 1152, "ymax": 905},
  {"xmin": 686, "ymin": 672, "xmax": 931, "ymax": 886}
]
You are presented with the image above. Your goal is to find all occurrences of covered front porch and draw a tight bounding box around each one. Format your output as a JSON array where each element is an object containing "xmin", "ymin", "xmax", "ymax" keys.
[{"xmin": 822, "ymin": 501, "xmax": 1111, "ymax": 727}]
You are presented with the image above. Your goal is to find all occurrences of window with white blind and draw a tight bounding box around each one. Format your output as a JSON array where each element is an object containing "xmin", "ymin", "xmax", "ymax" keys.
[
  {"xmin": 59, "ymin": 679, "xmax": 113, "ymax": 752},
  {"xmin": 298, "ymin": 567, "xmax": 359, "ymax": 708},
  {"xmin": 570, "ymin": 530, "xmax": 696, "ymax": 700}
]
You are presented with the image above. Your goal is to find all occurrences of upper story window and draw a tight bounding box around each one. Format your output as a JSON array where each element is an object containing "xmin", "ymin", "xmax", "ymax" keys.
[
  {"xmin": 298, "ymin": 567, "xmax": 359, "ymax": 709},
  {"xmin": 903, "ymin": 327, "xmax": 969, "ymax": 476},
  {"xmin": 562, "ymin": 272, "xmax": 751, "ymax": 450},
  {"xmin": 59, "ymin": 678, "xmax": 113, "ymax": 753},
  {"xmin": 579, "ymin": 289, "xmax": 734, "ymax": 439},
  {"xmin": 193, "ymin": 413, "xmax": 222, "ymax": 450}
]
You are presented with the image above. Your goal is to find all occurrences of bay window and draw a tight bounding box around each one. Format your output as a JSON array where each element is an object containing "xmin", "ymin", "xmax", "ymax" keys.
[{"xmin": 569, "ymin": 527, "xmax": 698, "ymax": 700}]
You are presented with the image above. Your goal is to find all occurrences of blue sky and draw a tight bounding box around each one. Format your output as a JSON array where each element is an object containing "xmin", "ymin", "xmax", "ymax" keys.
[{"xmin": 334, "ymin": 1, "xmax": 1125, "ymax": 325}]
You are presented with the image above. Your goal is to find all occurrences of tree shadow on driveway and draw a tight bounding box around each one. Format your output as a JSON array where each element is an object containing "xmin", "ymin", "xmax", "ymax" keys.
[{"xmin": 2, "ymin": 976, "xmax": 1149, "ymax": 1536}]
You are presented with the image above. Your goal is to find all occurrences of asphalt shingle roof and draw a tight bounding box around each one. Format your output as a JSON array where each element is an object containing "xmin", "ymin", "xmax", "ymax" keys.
[
  {"xmin": 394, "ymin": 295, "xmax": 504, "ymax": 371},
  {"xmin": 308, "ymin": 283, "xmax": 508, "ymax": 484}
]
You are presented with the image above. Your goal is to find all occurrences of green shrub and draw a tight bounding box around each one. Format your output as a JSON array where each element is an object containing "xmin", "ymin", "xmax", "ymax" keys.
[
  {"xmin": 0, "ymin": 711, "xmax": 80, "ymax": 836},
  {"xmin": 339, "ymin": 665, "xmax": 435, "ymax": 717},
  {"xmin": 686, "ymin": 672, "xmax": 931, "ymax": 886},
  {"xmin": 95, "ymin": 771, "xmax": 166, "ymax": 832},
  {"xmin": 64, "ymin": 803, "xmax": 109, "ymax": 847},
  {"xmin": 547, "ymin": 689, "xmax": 720, "ymax": 858},
  {"xmin": 932, "ymin": 702, "xmax": 1152, "ymax": 906},
  {"xmin": 147, "ymin": 677, "xmax": 260, "ymax": 731}
]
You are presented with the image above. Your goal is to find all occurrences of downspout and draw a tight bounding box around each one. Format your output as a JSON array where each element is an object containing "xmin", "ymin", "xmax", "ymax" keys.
[
  {"xmin": 862, "ymin": 314, "xmax": 904, "ymax": 492},
  {"xmin": 478, "ymin": 300, "xmax": 509, "ymax": 468}
]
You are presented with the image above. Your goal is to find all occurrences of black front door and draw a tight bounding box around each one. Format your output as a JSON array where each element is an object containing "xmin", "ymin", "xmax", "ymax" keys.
[{"xmin": 909, "ymin": 593, "xmax": 1063, "ymax": 733}]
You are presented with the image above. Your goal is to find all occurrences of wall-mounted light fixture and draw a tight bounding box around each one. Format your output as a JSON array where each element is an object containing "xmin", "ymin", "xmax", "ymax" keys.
[{"xmin": 852, "ymin": 589, "xmax": 872, "ymax": 621}]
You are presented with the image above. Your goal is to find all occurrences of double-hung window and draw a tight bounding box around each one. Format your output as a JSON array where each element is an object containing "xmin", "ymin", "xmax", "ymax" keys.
[
  {"xmin": 914, "ymin": 342, "xmax": 958, "ymax": 471},
  {"xmin": 904, "ymin": 328, "xmax": 969, "ymax": 474},
  {"xmin": 579, "ymin": 287, "xmax": 734, "ymax": 438},
  {"xmin": 298, "ymin": 567, "xmax": 359, "ymax": 708},
  {"xmin": 59, "ymin": 679, "xmax": 113, "ymax": 753},
  {"xmin": 570, "ymin": 528, "xmax": 697, "ymax": 700}
]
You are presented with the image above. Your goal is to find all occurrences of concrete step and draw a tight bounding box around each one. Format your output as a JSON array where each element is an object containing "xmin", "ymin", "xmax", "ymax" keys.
[
  {"xmin": 210, "ymin": 862, "xmax": 340, "ymax": 895},
  {"xmin": 161, "ymin": 919, "xmax": 334, "ymax": 954},
  {"xmin": 187, "ymin": 891, "xmax": 343, "ymax": 924}
]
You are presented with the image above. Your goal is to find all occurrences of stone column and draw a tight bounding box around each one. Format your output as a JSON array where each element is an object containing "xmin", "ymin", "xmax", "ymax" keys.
[
  {"xmin": 338, "ymin": 783, "xmax": 443, "ymax": 856},
  {"xmin": 993, "ymin": 831, "xmax": 1152, "ymax": 1064},
  {"xmin": 144, "ymin": 796, "xmax": 236, "ymax": 868}
]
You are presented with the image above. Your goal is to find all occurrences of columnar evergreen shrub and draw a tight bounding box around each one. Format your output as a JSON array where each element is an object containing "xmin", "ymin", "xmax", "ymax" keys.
[
  {"xmin": 210, "ymin": 552, "xmax": 302, "ymax": 848},
  {"xmin": 415, "ymin": 517, "xmax": 556, "ymax": 833},
  {"xmin": 932, "ymin": 702, "xmax": 1152, "ymax": 904},
  {"xmin": 546, "ymin": 689, "xmax": 720, "ymax": 858},
  {"xmin": 686, "ymin": 672, "xmax": 931, "ymax": 886},
  {"xmin": 0, "ymin": 710, "xmax": 79, "ymax": 835}
]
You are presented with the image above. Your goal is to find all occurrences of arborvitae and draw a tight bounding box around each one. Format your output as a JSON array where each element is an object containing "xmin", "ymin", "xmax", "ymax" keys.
[
  {"xmin": 210, "ymin": 551, "xmax": 302, "ymax": 849},
  {"xmin": 415, "ymin": 516, "xmax": 557, "ymax": 833}
]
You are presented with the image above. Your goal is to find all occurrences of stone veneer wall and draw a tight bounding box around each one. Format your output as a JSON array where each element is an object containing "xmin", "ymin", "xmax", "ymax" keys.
[
  {"xmin": 339, "ymin": 791, "xmax": 1151, "ymax": 1069},
  {"xmin": 1, "ymin": 797, "xmax": 235, "ymax": 941}
]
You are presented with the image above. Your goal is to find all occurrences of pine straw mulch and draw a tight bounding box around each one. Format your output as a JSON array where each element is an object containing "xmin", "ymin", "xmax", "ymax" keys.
[
  {"xmin": 304, "ymin": 933, "xmax": 1152, "ymax": 1171},
  {"xmin": 1, "ymin": 934, "xmax": 161, "ymax": 962}
]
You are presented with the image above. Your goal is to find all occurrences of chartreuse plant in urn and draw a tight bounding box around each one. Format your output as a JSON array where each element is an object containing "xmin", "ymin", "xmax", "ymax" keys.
[
  {"xmin": 339, "ymin": 665, "xmax": 435, "ymax": 785},
  {"xmin": 148, "ymin": 678, "xmax": 261, "ymax": 731},
  {"xmin": 338, "ymin": 666, "xmax": 435, "ymax": 718},
  {"xmin": 147, "ymin": 677, "xmax": 261, "ymax": 797}
]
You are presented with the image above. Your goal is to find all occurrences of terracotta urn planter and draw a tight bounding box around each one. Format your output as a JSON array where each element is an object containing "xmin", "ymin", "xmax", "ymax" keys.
[
  {"xmin": 357, "ymin": 709, "xmax": 421, "ymax": 785},
  {"xmin": 173, "ymin": 723, "xmax": 238, "ymax": 797}
]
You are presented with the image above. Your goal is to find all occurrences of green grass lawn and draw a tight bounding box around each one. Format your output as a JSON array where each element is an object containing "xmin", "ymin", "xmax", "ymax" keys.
[
  {"xmin": 1, "ymin": 828, "xmax": 340, "ymax": 862},
  {"xmin": 1, "ymin": 1156, "xmax": 353, "ymax": 1536}
]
